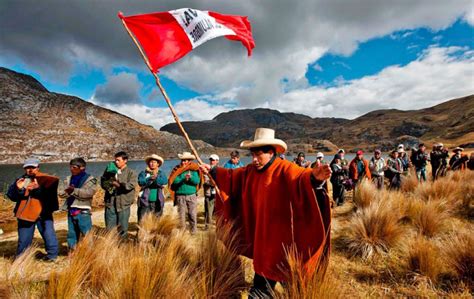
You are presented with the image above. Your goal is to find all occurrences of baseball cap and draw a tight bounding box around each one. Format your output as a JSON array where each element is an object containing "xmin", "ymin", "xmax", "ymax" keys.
[
  {"xmin": 356, "ymin": 150, "xmax": 364, "ymax": 155},
  {"xmin": 209, "ymin": 154, "xmax": 220, "ymax": 161},
  {"xmin": 316, "ymin": 152, "xmax": 324, "ymax": 159},
  {"xmin": 23, "ymin": 158, "xmax": 40, "ymax": 168}
]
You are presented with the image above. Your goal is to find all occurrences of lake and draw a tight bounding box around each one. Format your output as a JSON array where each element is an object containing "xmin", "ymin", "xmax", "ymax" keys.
[{"xmin": 0, "ymin": 154, "xmax": 359, "ymax": 192}]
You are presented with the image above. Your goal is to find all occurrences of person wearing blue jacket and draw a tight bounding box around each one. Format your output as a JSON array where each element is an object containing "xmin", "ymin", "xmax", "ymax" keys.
[
  {"xmin": 137, "ymin": 154, "xmax": 167, "ymax": 222},
  {"xmin": 223, "ymin": 150, "xmax": 244, "ymax": 169}
]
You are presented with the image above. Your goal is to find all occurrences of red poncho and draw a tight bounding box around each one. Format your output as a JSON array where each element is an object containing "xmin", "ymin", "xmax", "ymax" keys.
[{"xmin": 215, "ymin": 158, "xmax": 331, "ymax": 281}]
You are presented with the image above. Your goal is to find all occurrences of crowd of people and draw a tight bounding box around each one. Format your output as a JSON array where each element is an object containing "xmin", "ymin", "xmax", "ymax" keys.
[
  {"xmin": 294, "ymin": 143, "xmax": 473, "ymax": 206},
  {"xmin": 4, "ymin": 127, "xmax": 473, "ymax": 297}
]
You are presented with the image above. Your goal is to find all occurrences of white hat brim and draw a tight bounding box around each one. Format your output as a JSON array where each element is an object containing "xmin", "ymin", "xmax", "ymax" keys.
[
  {"xmin": 240, "ymin": 138, "xmax": 287, "ymax": 154},
  {"xmin": 178, "ymin": 154, "xmax": 196, "ymax": 160}
]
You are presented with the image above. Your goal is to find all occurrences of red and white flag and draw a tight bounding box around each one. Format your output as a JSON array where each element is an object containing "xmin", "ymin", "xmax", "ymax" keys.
[{"xmin": 118, "ymin": 8, "xmax": 255, "ymax": 73}]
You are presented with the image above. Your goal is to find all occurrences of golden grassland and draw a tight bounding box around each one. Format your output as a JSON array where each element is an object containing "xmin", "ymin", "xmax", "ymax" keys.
[{"xmin": 0, "ymin": 169, "xmax": 473, "ymax": 298}]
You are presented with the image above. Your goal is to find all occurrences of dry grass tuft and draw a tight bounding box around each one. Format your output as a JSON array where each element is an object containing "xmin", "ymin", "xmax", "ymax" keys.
[
  {"xmin": 443, "ymin": 232, "xmax": 474, "ymax": 289},
  {"xmin": 411, "ymin": 200, "xmax": 450, "ymax": 238},
  {"xmin": 1, "ymin": 246, "xmax": 43, "ymax": 298},
  {"xmin": 344, "ymin": 200, "xmax": 405, "ymax": 260},
  {"xmin": 46, "ymin": 217, "xmax": 248, "ymax": 298},
  {"xmin": 353, "ymin": 180, "xmax": 379, "ymax": 209},
  {"xmin": 137, "ymin": 213, "xmax": 179, "ymax": 244},
  {"xmin": 194, "ymin": 223, "xmax": 246, "ymax": 298},
  {"xmin": 406, "ymin": 237, "xmax": 444, "ymax": 284},
  {"xmin": 401, "ymin": 172, "xmax": 419, "ymax": 193},
  {"xmin": 276, "ymin": 245, "xmax": 344, "ymax": 299}
]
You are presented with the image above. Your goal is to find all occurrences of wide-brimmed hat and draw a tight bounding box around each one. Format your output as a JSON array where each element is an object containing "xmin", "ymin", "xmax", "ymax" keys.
[
  {"xmin": 240, "ymin": 128, "xmax": 287, "ymax": 154},
  {"xmin": 145, "ymin": 154, "xmax": 164, "ymax": 166},
  {"xmin": 178, "ymin": 152, "xmax": 196, "ymax": 160},
  {"xmin": 453, "ymin": 147, "xmax": 464, "ymax": 152}
]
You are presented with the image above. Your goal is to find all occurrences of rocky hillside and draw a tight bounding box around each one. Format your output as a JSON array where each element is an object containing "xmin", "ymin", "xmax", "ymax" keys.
[
  {"xmin": 0, "ymin": 67, "xmax": 215, "ymax": 164},
  {"xmin": 161, "ymin": 95, "xmax": 474, "ymax": 153}
]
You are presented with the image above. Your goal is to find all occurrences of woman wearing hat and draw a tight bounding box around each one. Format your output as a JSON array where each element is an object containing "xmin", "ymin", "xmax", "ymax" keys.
[
  {"xmin": 137, "ymin": 154, "xmax": 167, "ymax": 222},
  {"xmin": 168, "ymin": 152, "xmax": 203, "ymax": 234}
]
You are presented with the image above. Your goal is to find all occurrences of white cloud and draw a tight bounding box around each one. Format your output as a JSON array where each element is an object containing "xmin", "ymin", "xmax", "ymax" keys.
[
  {"xmin": 270, "ymin": 46, "xmax": 474, "ymax": 119},
  {"xmin": 91, "ymin": 97, "xmax": 232, "ymax": 129}
]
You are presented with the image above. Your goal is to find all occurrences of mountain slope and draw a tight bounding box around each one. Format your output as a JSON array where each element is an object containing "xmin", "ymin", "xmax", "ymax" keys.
[
  {"xmin": 161, "ymin": 95, "xmax": 474, "ymax": 152},
  {"xmin": 0, "ymin": 67, "xmax": 214, "ymax": 163}
]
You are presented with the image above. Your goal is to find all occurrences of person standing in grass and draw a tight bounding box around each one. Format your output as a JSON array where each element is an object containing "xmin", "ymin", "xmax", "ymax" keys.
[
  {"xmin": 430, "ymin": 143, "xmax": 449, "ymax": 180},
  {"xmin": 449, "ymin": 147, "xmax": 468, "ymax": 171},
  {"xmin": 101, "ymin": 151, "xmax": 137, "ymax": 239},
  {"xmin": 203, "ymin": 154, "xmax": 219, "ymax": 230},
  {"xmin": 200, "ymin": 128, "xmax": 331, "ymax": 298},
  {"xmin": 386, "ymin": 150, "xmax": 403, "ymax": 190},
  {"xmin": 6, "ymin": 158, "xmax": 59, "ymax": 261},
  {"xmin": 369, "ymin": 149, "xmax": 385, "ymax": 190},
  {"xmin": 137, "ymin": 154, "xmax": 167, "ymax": 223},
  {"xmin": 330, "ymin": 154, "xmax": 347, "ymax": 206},
  {"xmin": 168, "ymin": 152, "xmax": 203, "ymax": 234},
  {"xmin": 223, "ymin": 150, "xmax": 244, "ymax": 169},
  {"xmin": 467, "ymin": 153, "xmax": 474, "ymax": 170},
  {"xmin": 58, "ymin": 158, "xmax": 98, "ymax": 250},
  {"xmin": 397, "ymin": 144, "xmax": 410, "ymax": 174},
  {"xmin": 411, "ymin": 143, "xmax": 429, "ymax": 182},
  {"xmin": 349, "ymin": 150, "xmax": 372, "ymax": 187}
]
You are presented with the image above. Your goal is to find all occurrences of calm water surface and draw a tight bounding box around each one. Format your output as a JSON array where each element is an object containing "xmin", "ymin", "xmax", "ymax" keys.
[{"xmin": 0, "ymin": 154, "xmax": 360, "ymax": 192}]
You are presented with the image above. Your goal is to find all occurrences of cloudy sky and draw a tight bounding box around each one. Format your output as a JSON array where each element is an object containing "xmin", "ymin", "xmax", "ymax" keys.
[{"xmin": 1, "ymin": 1, "xmax": 473, "ymax": 128}]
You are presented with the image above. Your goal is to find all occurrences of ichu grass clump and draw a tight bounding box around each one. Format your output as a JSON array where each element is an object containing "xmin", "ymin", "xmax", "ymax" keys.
[{"xmin": 345, "ymin": 200, "xmax": 405, "ymax": 260}]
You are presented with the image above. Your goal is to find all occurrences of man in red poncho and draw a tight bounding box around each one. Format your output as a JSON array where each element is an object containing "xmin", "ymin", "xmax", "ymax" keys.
[{"xmin": 201, "ymin": 128, "xmax": 331, "ymax": 297}]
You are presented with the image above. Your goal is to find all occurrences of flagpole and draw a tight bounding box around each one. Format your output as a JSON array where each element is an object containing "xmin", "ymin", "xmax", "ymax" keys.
[
  {"xmin": 119, "ymin": 16, "xmax": 223, "ymax": 198},
  {"xmin": 120, "ymin": 18, "xmax": 206, "ymax": 166}
]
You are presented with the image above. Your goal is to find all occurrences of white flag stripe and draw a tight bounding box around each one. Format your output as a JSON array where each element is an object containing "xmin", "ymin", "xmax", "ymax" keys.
[{"xmin": 170, "ymin": 8, "xmax": 236, "ymax": 49}]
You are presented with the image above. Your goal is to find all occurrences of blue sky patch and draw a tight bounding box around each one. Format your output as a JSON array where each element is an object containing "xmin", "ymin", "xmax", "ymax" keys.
[{"xmin": 306, "ymin": 18, "xmax": 474, "ymax": 87}]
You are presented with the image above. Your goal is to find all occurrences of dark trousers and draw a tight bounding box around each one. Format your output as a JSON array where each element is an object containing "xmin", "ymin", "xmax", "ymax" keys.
[
  {"xmin": 137, "ymin": 201, "xmax": 163, "ymax": 223},
  {"xmin": 249, "ymin": 273, "xmax": 277, "ymax": 298},
  {"xmin": 389, "ymin": 174, "xmax": 402, "ymax": 190},
  {"xmin": 17, "ymin": 214, "xmax": 58, "ymax": 260},
  {"xmin": 105, "ymin": 206, "xmax": 131, "ymax": 238},
  {"xmin": 372, "ymin": 175, "xmax": 384, "ymax": 190},
  {"xmin": 67, "ymin": 211, "xmax": 92, "ymax": 249},
  {"xmin": 204, "ymin": 195, "xmax": 215, "ymax": 226},
  {"xmin": 332, "ymin": 183, "xmax": 345, "ymax": 206}
]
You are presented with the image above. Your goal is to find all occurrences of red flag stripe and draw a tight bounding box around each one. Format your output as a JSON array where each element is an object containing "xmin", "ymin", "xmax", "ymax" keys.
[{"xmin": 119, "ymin": 8, "xmax": 255, "ymax": 73}]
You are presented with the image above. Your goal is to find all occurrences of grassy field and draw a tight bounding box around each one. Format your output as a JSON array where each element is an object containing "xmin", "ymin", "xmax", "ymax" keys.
[{"xmin": 0, "ymin": 169, "xmax": 473, "ymax": 298}]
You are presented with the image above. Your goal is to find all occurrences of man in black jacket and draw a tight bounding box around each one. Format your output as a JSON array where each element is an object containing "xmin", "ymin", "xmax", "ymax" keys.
[{"xmin": 430, "ymin": 143, "xmax": 449, "ymax": 180}]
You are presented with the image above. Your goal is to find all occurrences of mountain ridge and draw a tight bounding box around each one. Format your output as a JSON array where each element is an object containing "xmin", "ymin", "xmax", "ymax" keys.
[
  {"xmin": 0, "ymin": 67, "xmax": 216, "ymax": 164},
  {"xmin": 161, "ymin": 95, "xmax": 474, "ymax": 153}
]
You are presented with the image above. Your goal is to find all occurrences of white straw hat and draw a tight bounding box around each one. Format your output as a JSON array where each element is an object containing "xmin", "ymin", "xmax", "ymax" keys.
[
  {"xmin": 240, "ymin": 128, "xmax": 287, "ymax": 154},
  {"xmin": 178, "ymin": 152, "xmax": 196, "ymax": 160},
  {"xmin": 145, "ymin": 154, "xmax": 164, "ymax": 166}
]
